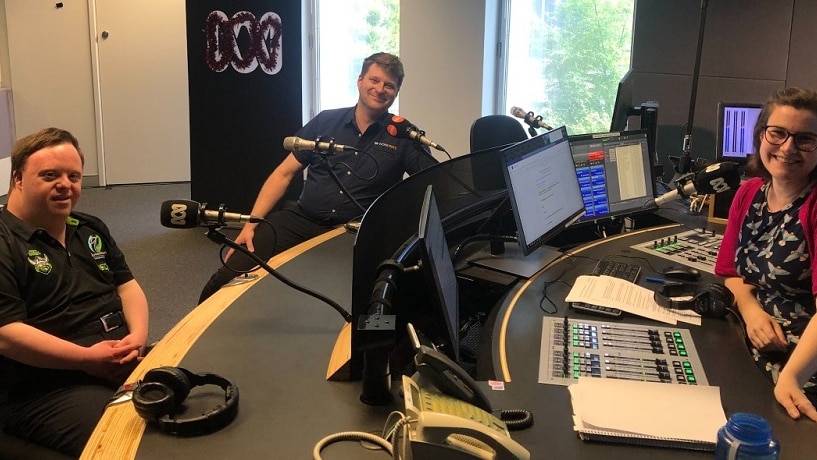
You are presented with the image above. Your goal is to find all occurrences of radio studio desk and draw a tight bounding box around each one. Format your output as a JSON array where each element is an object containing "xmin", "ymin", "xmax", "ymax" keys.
[{"xmin": 81, "ymin": 221, "xmax": 817, "ymax": 459}]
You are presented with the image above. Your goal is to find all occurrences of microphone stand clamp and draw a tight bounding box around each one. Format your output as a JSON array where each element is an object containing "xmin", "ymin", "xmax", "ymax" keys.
[
  {"xmin": 315, "ymin": 137, "xmax": 339, "ymax": 156},
  {"xmin": 526, "ymin": 125, "xmax": 537, "ymax": 138},
  {"xmin": 522, "ymin": 111, "xmax": 539, "ymax": 137},
  {"xmin": 521, "ymin": 111, "xmax": 552, "ymax": 137},
  {"xmin": 413, "ymin": 127, "xmax": 428, "ymax": 143},
  {"xmin": 214, "ymin": 203, "xmax": 230, "ymax": 227},
  {"xmin": 672, "ymin": 171, "xmax": 696, "ymax": 200}
]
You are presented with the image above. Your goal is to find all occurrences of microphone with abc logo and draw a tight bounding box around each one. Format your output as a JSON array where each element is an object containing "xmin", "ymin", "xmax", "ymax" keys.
[{"xmin": 160, "ymin": 200, "xmax": 262, "ymax": 229}]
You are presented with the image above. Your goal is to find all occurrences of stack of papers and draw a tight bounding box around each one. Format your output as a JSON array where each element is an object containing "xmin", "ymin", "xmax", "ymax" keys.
[
  {"xmin": 565, "ymin": 275, "xmax": 702, "ymax": 325},
  {"xmin": 568, "ymin": 377, "xmax": 726, "ymax": 451}
]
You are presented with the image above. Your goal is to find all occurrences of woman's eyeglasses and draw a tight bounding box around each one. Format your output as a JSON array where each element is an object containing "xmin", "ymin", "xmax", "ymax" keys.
[{"xmin": 763, "ymin": 126, "xmax": 817, "ymax": 152}]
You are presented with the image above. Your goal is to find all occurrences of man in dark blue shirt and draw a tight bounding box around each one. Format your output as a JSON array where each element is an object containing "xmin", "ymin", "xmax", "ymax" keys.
[{"xmin": 199, "ymin": 52, "xmax": 438, "ymax": 302}]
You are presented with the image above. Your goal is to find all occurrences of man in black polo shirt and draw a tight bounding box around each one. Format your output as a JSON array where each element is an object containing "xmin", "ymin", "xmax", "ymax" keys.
[
  {"xmin": 0, "ymin": 128, "xmax": 150, "ymax": 458},
  {"xmin": 198, "ymin": 52, "xmax": 439, "ymax": 302}
]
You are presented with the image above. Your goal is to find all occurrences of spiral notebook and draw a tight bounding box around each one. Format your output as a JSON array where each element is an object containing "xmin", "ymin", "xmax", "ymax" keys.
[{"xmin": 568, "ymin": 377, "xmax": 726, "ymax": 451}]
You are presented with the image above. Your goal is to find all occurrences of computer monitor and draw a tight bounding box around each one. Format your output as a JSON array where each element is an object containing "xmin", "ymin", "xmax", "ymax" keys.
[
  {"xmin": 417, "ymin": 185, "xmax": 459, "ymax": 363},
  {"xmin": 716, "ymin": 102, "xmax": 762, "ymax": 164},
  {"xmin": 610, "ymin": 70, "xmax": 635, "ymax": 132},
  {"xmin": 467, "ymin": 127, "xmax": 584, "ymax": 277},
  {"xmin": 568, "ymin": 129, "xmax": 656, "ymax": 224}
]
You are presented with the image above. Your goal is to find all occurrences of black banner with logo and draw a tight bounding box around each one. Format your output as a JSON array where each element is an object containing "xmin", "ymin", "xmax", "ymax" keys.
[{"xmin": 187, "ymin": 0, "xmax": 303, "ymax": 212}]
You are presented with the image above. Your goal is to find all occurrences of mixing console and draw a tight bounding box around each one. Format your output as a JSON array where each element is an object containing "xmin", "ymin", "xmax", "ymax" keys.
[
  {"xmin": 538, "ymin": 317, "xmax": 708, "ymax": 386},
  {"xmin": 630, "ymin": 228, "xmax": 722, "ymax": 274}
]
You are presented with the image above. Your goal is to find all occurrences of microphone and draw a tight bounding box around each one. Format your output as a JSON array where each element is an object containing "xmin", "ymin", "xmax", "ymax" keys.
[
  {"xmin": 386, "ymin": 115, "xmax": 447, "ymax": 152},
  {"xmin": 160, "ymin": 200, "xmax": 263, "ymax": 229},
  {"xmin": 283, "ymin": 136, "xmax": 357, "ymax": 153},
  {"xmin": 510, "ymin": 106, "xmax": 553, "ymax": 130},
  {"xmin": 652, "ymin": 161, "xmax": 742, "ymax": 206}
]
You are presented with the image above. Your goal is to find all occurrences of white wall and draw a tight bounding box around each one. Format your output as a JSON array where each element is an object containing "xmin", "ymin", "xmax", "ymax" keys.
[
  {"xmin": 0, "ymin": 0, "xmax": 496, "ymax": 183},
  {"xmin": 4, "ymin": 0, "xmax": 99, "ymax": 182},
  {"xmin": 400, "ymin": 0, "xmax": 491, "ymax": 160}
]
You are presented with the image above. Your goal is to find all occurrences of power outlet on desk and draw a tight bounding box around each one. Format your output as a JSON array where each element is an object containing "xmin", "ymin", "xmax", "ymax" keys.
[{"xmin": 357, "ymin": 314, "xmax": 397, "ymax": 349}]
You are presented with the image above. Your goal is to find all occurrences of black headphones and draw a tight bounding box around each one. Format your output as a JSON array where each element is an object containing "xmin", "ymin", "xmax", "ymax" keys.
[
  {"xmin": 653, "ymin": 282, "xmax": 734, "ymax": 318},
  {"xmin": 132, "ymin": 367, "xmax": 239, "ymax": 436}
]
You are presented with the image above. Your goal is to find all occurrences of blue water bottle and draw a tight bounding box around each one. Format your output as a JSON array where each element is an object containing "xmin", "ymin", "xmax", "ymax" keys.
[{"xmin": 714, "ymin": 413, "xmax": 780, "ymax": 460}]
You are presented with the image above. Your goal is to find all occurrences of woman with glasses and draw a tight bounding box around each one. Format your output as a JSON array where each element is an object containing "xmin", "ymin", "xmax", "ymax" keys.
[{"xmin": 715, "ymin": 87, "xmax": 817, "ymax": 422}]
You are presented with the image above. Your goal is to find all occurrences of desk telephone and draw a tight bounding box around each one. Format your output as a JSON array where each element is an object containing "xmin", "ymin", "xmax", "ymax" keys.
[{"xmin": 395, "ymin": 324, "xmax": 530, "ymax": 460}]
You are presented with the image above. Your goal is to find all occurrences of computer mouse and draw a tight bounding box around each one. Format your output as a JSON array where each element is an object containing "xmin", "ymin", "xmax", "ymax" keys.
[{"xmin": 662, "ymin": 266, "xmax": 701, "ymax": 282}]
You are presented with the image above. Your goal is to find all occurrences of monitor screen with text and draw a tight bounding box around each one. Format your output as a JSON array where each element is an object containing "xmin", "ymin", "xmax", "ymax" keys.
[{"xmin": 500, "ymin": 127, "xmax": 585, "ymax": 256}]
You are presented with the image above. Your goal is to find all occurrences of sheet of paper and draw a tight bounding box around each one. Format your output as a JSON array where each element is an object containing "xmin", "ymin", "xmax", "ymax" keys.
[
  {"xmin": 568, "ymin": 377, "xmax": 726, "ymax": 442},
  {"xmin": 565, "ymin": 275, "xmax": 702, "ymax": 326}
]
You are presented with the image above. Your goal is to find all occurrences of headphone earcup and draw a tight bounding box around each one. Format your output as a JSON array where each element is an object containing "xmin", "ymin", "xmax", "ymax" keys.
[
  {"xmin": 655, "ymin": 282, "xmax": 733, "ymax": 319},
  {"xmin": 700, "ymin": 283, "xmax": 733, "ymax": 318},
  {"xmin": 133, "ymin": 367, "xmax": 192, "ymax": 420}
]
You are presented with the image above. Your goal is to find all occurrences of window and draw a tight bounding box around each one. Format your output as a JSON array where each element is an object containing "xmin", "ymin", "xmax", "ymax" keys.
[
  {"xmin": 309, "ymin": 1, "xmax": 633, "ymax": 136},
  {"xmin": 501, "ymin": 0, "xmax": 635, "ymax": 135},
  {"xmin": 314, "ymin": 0, "xmax": 399, "ymax": 114}
]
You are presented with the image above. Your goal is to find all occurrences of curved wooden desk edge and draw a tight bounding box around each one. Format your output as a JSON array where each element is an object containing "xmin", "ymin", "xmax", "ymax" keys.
[
  {"xmin": 326, "ymin": 321, "xmax": 353, "ymax": 380},
  {"xmin": 496, "ymin": 224, "xmax": 680, "ymax": 382},
  {"xmin": 80, "ymin": 227, "xmax": 347, "ymax": 460}
]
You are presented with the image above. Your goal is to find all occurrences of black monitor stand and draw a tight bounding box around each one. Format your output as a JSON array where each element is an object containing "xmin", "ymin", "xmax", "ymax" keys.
[{"xmin": 466, "ymin": 243, "xmax": 562, "ymax": 279}]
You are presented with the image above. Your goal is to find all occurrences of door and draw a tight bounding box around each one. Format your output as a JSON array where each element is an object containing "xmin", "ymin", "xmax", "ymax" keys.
[
  {"xmin": 4, "ymin": 0, "xmax": 99, "ymax": 179},
  {"xmin": 93, "ymin": 0, "xmax": 190, "ymax": 184}
]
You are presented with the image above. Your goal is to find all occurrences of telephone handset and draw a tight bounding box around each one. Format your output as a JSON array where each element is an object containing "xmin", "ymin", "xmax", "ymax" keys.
[
  {"xmin": 412, "ymin": 335, "xmax": 493, "ymax": 413},
  {"xmin": 399, "ymin": 324, "xmax": 530, "ymax": 460}
]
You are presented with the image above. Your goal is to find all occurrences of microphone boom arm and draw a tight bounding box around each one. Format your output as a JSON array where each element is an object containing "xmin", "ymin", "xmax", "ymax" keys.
[
  {"xmin": 670, "ymin": 0, "xmax": 708, "ymax": 176},
  {"xmin": 204, "ymin": 226, "xmax": 353, "ymax": 323}
]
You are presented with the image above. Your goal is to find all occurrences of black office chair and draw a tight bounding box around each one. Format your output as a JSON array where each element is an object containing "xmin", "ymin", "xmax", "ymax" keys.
[
  {"xmin": 469, "ymin": 114, "xmax": 528, "ymax": 152},
  {"xmin": 468, "ymin": 114, "xmax": 529, "ymax": 192}
]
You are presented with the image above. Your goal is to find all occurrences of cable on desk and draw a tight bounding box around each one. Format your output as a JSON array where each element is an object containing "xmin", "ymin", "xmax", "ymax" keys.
[
  {"xmin": 312, "ymin": 431, "xmax": 393, "ymax": 459},
  {"xmin": 557, "ymin": 248, "xmax": 600, "ymax": 264},
  {"xmin": 540, "ymin": 279, "xmax": 569, "ymax": 315},
  {"xmin": 382, "ymin": 411, "xmax": 410, "ymax": 441},
  {"xmin": 539, "ymin": 265, "xmax": 573, "ymax": 315},
  {"xmin": 313, "ymin": 412, "xmax": 411, "ymax": 459},
  {"xmin": 498, "ymin": 409, "xmax": 535, "ymax": 431}
]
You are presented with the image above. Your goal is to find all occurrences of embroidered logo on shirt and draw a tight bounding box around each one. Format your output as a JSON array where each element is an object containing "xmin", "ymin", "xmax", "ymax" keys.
[
  {"xmin": 88, "ymin": 234, "xmax": 110, "ymax": 271},
  {"xmin": 373, "ymin": 141, "xmax": 398, "ymax": 151},
  {"xmin": 26, "ymin": 250, "xmax": 52, "ymax": 275}
]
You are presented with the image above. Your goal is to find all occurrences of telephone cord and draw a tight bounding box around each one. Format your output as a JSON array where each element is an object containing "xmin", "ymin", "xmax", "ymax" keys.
[
  {"xmin": 499, "ymin": 408, "xmax": 535, "ymax": 430},
  {"xmin": 312, "ymin": 431, "xmax": 393, "ymax": 459}
]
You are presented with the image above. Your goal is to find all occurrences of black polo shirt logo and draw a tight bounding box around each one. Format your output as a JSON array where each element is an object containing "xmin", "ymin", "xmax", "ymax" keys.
[
  {"xmin": 26, "ymin": 249, "xmax": 52, "ymax": 275},
  {"xmin": 87, "ymin": 234, "xmax": 110, "ymax": 272}
]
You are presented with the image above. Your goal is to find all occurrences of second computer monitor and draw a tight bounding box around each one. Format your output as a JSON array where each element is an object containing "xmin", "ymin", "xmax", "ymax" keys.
[
  {"xmin": 500, "ymin": 126, "xmax": 586, "ymax": 256},
  {"xmin": 716, "ymin": 101, "xmax": 762, "ymax": 164},
  {"xmin": 417, "ymin": 185, "xmax": 460, "ymax": 363},
  {"xmin": 568, "ymin": 129, "xmax": 656, "ymax": 224}
]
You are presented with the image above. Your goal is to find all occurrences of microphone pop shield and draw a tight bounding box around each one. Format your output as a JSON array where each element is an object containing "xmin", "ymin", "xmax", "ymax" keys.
[
  {"xmin": 691, "ymin": 161, "xmax": 742, "ymax": 194},
  {"xmin": 160, "ymin": 200, "xmax": 202, "ymax": 229}
]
